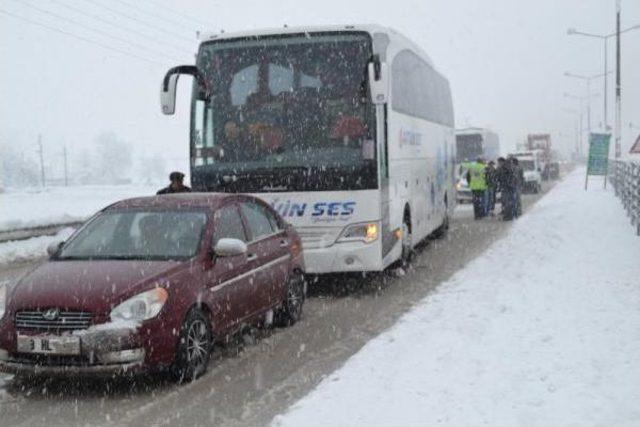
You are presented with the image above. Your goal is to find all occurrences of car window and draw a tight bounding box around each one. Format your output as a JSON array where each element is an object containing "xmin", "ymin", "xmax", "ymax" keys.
[
  {"xmin": 213, "ymin": 205, "xmax": 247, "ymax": 243},
  {"xmin": 240, "ymin": 202, "xmax": 277, "ymax": 241},
  {"xmin": 58, "ymin": 210, "xmax": 207, "ymax": 260}
]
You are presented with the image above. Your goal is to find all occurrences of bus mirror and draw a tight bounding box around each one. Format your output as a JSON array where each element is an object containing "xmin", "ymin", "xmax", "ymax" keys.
[
  {"xmin": 161, "ymin": 73, "xmax": 179, "ymax": 115},
  {"xmin": 368, "ymin": 62, "xmax": 388, "ymax": 105},
  {"xmin": 161, "ymin": 65, "xmax": 209, "ymax": 115}
]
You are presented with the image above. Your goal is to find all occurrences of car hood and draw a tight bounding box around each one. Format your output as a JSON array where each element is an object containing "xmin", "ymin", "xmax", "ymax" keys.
[
  {"xmin": 9, "ymin": 260, "xmax": 182, "ymax": 314},
  {"xmin": 523, "ymin": 171, "xmax": 539, "ymax": 180}
]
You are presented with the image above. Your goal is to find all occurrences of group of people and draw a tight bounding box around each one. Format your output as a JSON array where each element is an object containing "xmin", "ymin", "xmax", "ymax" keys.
[{"xmin": 465, "ymin": 156, "xmax": 525, "ymax": 221}]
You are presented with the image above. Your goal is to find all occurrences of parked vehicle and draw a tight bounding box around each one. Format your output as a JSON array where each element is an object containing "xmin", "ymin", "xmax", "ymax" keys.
[
  {"xmin": 455, "ymin": 128, "xmax": 499, "ymax": 204},
  {"xmin": 455, "ymin": 128, "xmax": 500, "ymax": 164},
  {"xmin": 456, "ymin": 172, "xmax": 473, "ymax": 204},
  {"xmin": 0, "ymin": 194, "xmax": 305, "ymax": 380},
  {"xmin": 526, "ymin": 134, "xmax": 552, "ymax": 180},
  {"xmin": 513, "ymin": 152, "xmax": 543, "ymax": 193},
  {"xmin": 160, "ymin": 24, "xmax": 456, "ymax": 272}
]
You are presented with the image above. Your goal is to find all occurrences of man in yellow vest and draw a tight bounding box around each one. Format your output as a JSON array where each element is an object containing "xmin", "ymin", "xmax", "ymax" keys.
[{"xmin": 466, "ymin": 157, "xmax": 488, "ymax": 220}]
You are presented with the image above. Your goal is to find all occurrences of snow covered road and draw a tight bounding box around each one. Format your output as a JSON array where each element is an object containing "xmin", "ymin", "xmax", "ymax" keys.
[{"xmin": 274, "ymin": 169, "xmax": 640, "ymax": 427}]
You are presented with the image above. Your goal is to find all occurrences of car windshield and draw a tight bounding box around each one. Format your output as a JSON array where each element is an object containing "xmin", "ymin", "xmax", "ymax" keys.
[
  {"xmin": 190, "ymin": 32, "xmax": 376, "ymax": 192},
  {"xmin": 57, "ymin": 210, "xmax": 208, "ymax": 261}
]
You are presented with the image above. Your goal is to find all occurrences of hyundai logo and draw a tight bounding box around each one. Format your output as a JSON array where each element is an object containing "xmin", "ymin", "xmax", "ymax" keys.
[{"xmin": 42, "ymin": 308, "xmax": 60, "ymax": 321}]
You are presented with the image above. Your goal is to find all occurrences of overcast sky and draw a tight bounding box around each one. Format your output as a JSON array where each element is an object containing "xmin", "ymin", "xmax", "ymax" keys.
[{"xmin": 2, "ymin": 0, "xmax": 639, "ymax": 177}]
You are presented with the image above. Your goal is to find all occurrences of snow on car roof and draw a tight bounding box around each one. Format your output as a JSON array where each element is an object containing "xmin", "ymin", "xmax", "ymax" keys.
[{"xmin": 107, "ymin": 193, "xmax": 237, "ymax": 210}]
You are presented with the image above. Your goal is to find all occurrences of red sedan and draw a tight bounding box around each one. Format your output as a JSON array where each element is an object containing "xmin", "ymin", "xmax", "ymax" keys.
[{"xmin": 0, "ymin": 193, "xmax": 305, "ymax": 381}]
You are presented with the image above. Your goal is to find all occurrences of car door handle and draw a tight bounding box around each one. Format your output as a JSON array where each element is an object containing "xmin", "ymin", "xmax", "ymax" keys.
[
  {"xmin": 247, "ymin": 253, "xmax": 258, "ymax": 262},
  {"xmin": 279, "ymin": 239, "xmax": 288, "ymax": 247}
]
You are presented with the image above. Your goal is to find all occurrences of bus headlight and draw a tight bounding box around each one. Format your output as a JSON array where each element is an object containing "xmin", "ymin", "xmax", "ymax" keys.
[{"xmin": 337, "ymin": 222, "xmax": 379, "ymax": 244}]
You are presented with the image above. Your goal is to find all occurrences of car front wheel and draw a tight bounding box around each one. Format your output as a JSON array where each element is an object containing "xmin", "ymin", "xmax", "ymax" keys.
[{"xmin": 173, "ymin": 308, "xmax": 213, "ymax": 382}]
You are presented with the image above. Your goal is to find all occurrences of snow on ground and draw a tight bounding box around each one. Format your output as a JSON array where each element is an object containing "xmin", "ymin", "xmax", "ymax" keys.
[
  {"xmin": 274, "ymin": 168, "xmax": 640, "ymax": 427},
  {"xmin": 0, "ymin": 228, "xmax": 75, "ymax": 265},
  {"xmin": 0, "ymin": 184, "xmax": 157, "ymax": 231}
]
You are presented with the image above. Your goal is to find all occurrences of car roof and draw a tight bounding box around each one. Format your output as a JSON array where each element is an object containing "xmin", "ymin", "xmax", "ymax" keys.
[{"xmin": 106, "ymin": 192, "xmax": 247, "ymax": 211}]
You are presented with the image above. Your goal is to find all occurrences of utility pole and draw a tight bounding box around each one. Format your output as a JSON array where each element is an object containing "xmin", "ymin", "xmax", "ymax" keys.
[
  {"xmin": 586, "ymin": 78, "xmax": 591, "ymax": 134},
  {"xmin": 63, "ymin": 145, "xmax": 69, "ymax": 186},
  {"xmin": 604, "ymin": 37, "xmax": 608, "ymax": 129},
  {"xmin": 615, "ymin": 0, "xmax": 622, "ymax": 158},
  {"xmin": 37, "ymin": 134, "xmax": 45, "ymax": 187},
  {"xmin": 567, "ymin": 22, "xmax": 640, "ymax": 133}
]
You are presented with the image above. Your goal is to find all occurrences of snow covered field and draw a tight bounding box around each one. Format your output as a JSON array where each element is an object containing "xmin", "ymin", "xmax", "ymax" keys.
[
  {"xmin": 0, "ymin": 184, "xmax": 158, "ymax": 231},
  {"xmin": 0, "ymin": 227, "xmax": 75, "ymax": 265},
  {"xmin": 274, "ymin": 169, "xmax": 640, "ymax": 427}
]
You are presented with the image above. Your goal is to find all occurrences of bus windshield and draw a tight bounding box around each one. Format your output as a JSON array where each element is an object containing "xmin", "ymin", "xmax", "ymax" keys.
[
  {"xmin": 456, "ymin": 134, "xmax": 482, "ymax": 163},
  {"xmin": 191, "ymin": 32, "xmax": 376, "ymax": 192}
]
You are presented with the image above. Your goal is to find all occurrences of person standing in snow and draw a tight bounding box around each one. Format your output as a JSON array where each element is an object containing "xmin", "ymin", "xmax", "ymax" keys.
[
  {"xmin": 466, "ymin": 157, "xmax": 488, "ymax": 220},
  {"xmin": 157, "ymin": 171, "xmax": 192, "ymax": 195},
  {"xmin": 511, "ymin": 157, "xmax": 524, "ymax": 218},
  {"xmin": 497, "ymin": 157, "xmax": 516, "ymax": 221},
  {"xmin": 485, "ymin": 160, "xmax": 498, "ymax": 215}
]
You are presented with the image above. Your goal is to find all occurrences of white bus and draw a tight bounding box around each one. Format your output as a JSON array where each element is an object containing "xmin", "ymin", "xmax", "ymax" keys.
[
  {"xmin": 160, "ymin": 25, "xmax": 456, "ymax": 273},
  {"xmin": 455, "ymin": 128, "xmax": 500, "ymax": 163}
]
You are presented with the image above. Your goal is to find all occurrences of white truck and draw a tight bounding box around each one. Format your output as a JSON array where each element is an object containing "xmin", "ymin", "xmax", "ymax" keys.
[{"xmin": 514, "ymin": 151, "xmax": 543, "ymax": 193}]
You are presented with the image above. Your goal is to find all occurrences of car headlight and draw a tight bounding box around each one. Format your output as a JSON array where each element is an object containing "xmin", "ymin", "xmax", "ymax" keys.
[
  {"xmin": 337, "ymin": 222, "xmax": 379, "ymax": 243},
  {"xmin": 110, "ymin": 288, "xmax": 168, "ymax": 322},
  {"xmin": 0, "ymin": 284, "xmax": 6, "ymax": 320}
]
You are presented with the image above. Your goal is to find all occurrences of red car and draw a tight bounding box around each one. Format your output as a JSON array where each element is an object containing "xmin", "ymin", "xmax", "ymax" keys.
[{"xmin": 0, "ymin": 193, "xmax": 305, "ymax": 380}]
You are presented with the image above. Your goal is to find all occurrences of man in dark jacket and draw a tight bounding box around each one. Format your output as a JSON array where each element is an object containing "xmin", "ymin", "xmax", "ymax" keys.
[
  {"xmin": 496, "ymin": 157, "xmax": 516, "ymax": 221},
  {"xmin": 157, "ymin": 171, "xmax": 192, "ymax": 195},
  {"xmin": 485, "ymin": 161, "xmax": 498, "ymax": 215},
  {"xmin": 511, "ymin": 158, "xmax": 524, "ymax": 218}
]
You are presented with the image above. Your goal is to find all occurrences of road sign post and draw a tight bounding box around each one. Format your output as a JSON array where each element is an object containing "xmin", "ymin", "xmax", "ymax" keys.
[{"xmin": 585, "ymin": 133, "xmax": 611, "ymax": 190}]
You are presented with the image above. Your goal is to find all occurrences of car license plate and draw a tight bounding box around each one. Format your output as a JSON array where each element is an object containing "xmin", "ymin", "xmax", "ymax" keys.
[{"xmin": 16, "ymin": 334, "xmax": 81, "ymax": 355}]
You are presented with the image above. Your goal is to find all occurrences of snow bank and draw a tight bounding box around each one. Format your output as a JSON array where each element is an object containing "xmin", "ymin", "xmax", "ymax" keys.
[
  {"xmin": 274, "ymin": 168, "xmax": 640, "ymax": 427},
  {"xmin": 0, "ymin": 228, "xmax": 75, "ymax": 265},
  {"xmin": 0, "ymin": 184, "xmax": 157, "ymax": 231}
]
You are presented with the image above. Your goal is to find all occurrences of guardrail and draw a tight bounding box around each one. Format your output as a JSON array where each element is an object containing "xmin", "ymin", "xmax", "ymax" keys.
[
  {"xmin": 610, "ymin": 160, "xmax": 640, "ymax": 236},
  {"xmin": 0, "ymin": 222, "xmax": 82, "ymax": 244}
]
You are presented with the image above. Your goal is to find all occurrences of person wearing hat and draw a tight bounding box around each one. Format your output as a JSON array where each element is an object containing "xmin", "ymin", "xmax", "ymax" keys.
[{"xmin": 157, "ymin": 171, "xmax": 192, "ymax": 195}]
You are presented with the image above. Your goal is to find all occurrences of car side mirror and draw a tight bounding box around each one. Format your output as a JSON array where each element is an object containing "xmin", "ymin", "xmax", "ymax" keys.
[
  {"xmin": 213, "ymin": 238, "xmax": 248, "ymax": 257},
  {"xmin": 46, "ymin": 240, "xmax": 64, "ymax": 257},
  {"xmin": 368, "ymin": 59, "xmax": 388, "ymax": 105}
]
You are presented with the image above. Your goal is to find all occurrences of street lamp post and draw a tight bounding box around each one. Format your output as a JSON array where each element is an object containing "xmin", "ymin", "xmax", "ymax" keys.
[
  {"xmin": 564, "ymin": 71, "xmax": 611, "ymax": 131},
  {"xmin": 562, "ymin": 108, "xmax": 583, "ymax": 158},
  {"xmin": 564, "ymin": 92, "xmax": 599, "ymax": 157},
  {"xmin": 567, "ymin": 22, "xmax": 640, "ymax": 158}
]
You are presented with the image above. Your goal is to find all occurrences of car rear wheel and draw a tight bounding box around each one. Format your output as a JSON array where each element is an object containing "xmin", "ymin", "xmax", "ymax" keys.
[
  {"xmin": 173, "ymin": 308, "xmax": 212, "ymax": 382},
  {"xmin": 276, "ymin": 271, "xmax": 305, "ymax": 326}
]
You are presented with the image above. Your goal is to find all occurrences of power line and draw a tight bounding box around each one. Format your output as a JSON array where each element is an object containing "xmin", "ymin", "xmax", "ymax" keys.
[
  {"xmin": 0, "ymin": 8, "xmax": 169, "ymax": 66},
  {"xmin": 111, "ymin": 0, "xmax": 202, "ymax": 32},
  {"xmin": 80, "ymin": 0, "xmax": 196, "ymax": 44},
  {"xmin": 11, "ymin": 0, "xmax": 186, "ymax": 63},
  {"xmin": 139, "ymin": 0, "xmax": 215, "ymax": 29},
  {"xmin": 49, "ymin": 0, "xmax": 193, "ymax": 57}
]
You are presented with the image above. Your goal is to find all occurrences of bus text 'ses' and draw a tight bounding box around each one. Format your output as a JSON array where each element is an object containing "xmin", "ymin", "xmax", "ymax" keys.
[{"xmin": 270, "ymin": 200, "xmax": 356, "ymax": 219}]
